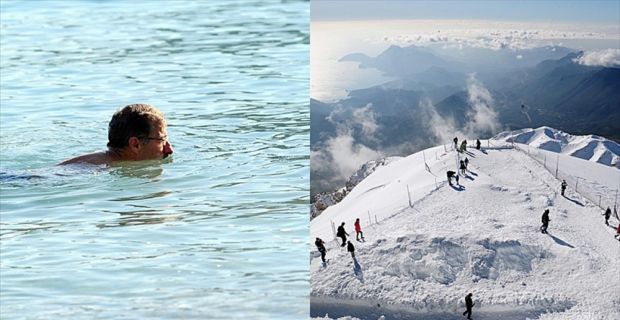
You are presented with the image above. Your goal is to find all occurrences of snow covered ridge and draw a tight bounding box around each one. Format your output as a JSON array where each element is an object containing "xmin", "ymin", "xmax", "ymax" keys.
[
  {"xmin": 310, "ymin": 142, "xmax": 620, "ymax": 319},
  {"xmin": 492, "ymin": 126, "xmax": 620, "ymax": 168},
  {"xmin": 311, "ymin": 157, "xmax": 401, "ymax": 219}
]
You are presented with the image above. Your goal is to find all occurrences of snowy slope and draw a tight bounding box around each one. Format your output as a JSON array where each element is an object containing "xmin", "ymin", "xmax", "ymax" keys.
[
  {"xmin": 312, "ymin": 158, "xmax": 401, "ymax": 219},
  {"xmin": 310, "ymin": 143, "xmax": 620, "ymax": 320},
  {"xmin": 493, "ymin": 126, "xmax": 620, "ymax": 168}
]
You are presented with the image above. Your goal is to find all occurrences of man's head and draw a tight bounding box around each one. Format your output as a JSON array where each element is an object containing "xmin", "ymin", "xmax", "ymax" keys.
[{"xmin": 107, "ymin": 104, "xmax": 173, "ymax": 161}]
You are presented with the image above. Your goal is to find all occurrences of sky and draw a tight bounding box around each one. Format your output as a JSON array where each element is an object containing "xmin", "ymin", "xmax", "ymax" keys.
[{"xmin": 312, "ymin": 0, "xmax": 620, "ymax": 25}]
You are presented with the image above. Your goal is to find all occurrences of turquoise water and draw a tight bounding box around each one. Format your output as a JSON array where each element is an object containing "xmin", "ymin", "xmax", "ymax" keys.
[{"xmin": 0, "ymin": 1, "xmax": 309, "ymax": 319}]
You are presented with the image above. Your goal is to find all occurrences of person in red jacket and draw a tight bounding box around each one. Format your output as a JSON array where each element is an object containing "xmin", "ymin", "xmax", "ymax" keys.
[
  {"xmin": 615, "ymin": 224, "xmax": 620, "ymax": 240},
  {"xmin": 354, "ymin": 218, "xmax": 365, "ymax": 241}
]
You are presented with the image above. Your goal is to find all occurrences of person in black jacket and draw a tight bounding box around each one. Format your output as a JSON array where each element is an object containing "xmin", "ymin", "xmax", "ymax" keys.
[
  {"xmin": 462, "ymin": 293, "xmax": 474, "ymax": 319},
  {"xmin": 604, "ymin": 207, "xmax": 612, "ymax": 226},
  {"xmin": 315, "ymin": 237, "xmax": 327, "ymax": 263},
  {"xmin": 347, "ymin": 240, "xmax": 355, "ymax": 258},
  {"xmin": 459, "ymin": 160, "xmax": 466, "ymax": 175},
  {"xmin": 476, "ymin": 139, "xmax": 481, "ymax": 150},
  {"xmin": 337, "ymin": 222, "xmax": 349, "ymax": 247},
  {"xmin": 447, "ymin": 170, "xmax": 456, "ymax": 186},
  {"xmin": 561, "ymin": 180, "xmax": 567, "ymax": 196},
  {"xmin": 541, "ymin": 209, "xmax": 550, "ymax": 234}
]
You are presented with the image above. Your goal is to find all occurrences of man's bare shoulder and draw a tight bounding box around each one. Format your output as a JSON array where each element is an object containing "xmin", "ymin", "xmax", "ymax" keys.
[{"xmin": 58, "ymin": 152, "xmax": 112, "ymax": 166}]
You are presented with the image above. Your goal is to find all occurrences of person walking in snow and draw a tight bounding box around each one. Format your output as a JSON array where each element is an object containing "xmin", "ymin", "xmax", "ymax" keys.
[
  {"xmin": 337, "ymin": 222, "xmax": 349, "ymax": 247},
  {"xmin": 454, "ymin": 137, "xmax": 458, "ymax": 150},
  {"xmin": 464, "ymin": 157, "xmax": 469, "ymax": 169},
  {"xmin": 315, "ymin": 237, "xmax": 327, "ymax": 264},
  {"xmin": 541, "ymin": 209, "xmax": 550, "ymax": 234},
  {"xmin": 354, "ymin": 218, "xmax": 365, "ymax": 241},
  {"xmin": 347, "ymin": 240, "xmax": 355, "ymax": 258},
  {"xmin": 462, "ymin": 293, "xmax": 474, "ymax": 320},
  {"xmin": 561, "ymin": 180, "xmax": 567, "ymax": 196},
  {"xmin": 447, "ymin": 170, "xmax": 456, "ymax": 186},
  {"xmin": 460, "ymin": 140, "xmax": 467, "ymax": 152},
  {"xmin": 459, "ymin": 160, "xmax": 466, "ymax": 175},
  {"xmin": 604, "ymin": 207, "xmax": 612, "ymax": 226},
  {"xmin": 455, "ymin": 174, "xmax": 460, "ymax": 186},
  {"xmin": 476, "ymin": 139, "xmax": 481, "ymax": 150}
]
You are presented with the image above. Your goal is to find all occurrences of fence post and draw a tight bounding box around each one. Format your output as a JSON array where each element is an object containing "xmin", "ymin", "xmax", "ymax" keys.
[
  {"xmin": 555, "ymin": 154, "xmax": 559, "ymax": 178},
  {"xmin": 544, "ymin": 155, "xmax": 546, "ymax": 168},
  {"xmin": 407, "ymin": 184, "xmax": 412, "ymax": 207},
  {"xmin": 575, "ymin": 178, "xmax": 579, "ymax": 192},
  {"xmin": 368, "ymin": 210, "xmax": 371, "ymax": 226},
  {"xmin": 375, "ymin": 215, "xmax": 378, "ymax": 224},
  {"xmin": 598, "ymin": 195, "xmax": 601, "ymax": 207},
  {"xmin": 331, "ymin": 220, "xmax": 336, "ymax": 239}
]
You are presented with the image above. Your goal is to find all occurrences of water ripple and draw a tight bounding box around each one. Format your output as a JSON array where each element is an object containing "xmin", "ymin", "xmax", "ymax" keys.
[{"xmin": 0, "ymin": 0, "xmax": 309, "ymax": 319}]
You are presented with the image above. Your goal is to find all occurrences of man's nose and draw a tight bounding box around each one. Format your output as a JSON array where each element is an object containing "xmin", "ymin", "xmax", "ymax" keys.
[{"xmin": 163, "ymin": 141, "xmax": 174, "ymax": 155}]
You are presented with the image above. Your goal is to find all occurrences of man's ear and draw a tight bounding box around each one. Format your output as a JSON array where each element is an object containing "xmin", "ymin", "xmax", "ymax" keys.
[{"xmin": 127, "ymin": 136, "xmax": 142, "ymax": 154}]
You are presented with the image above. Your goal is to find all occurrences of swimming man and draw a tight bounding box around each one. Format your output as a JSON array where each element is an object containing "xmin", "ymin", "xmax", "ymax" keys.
[{"xmin": 60, "ymin": 103, "xmax": 173, "ymax": 165}]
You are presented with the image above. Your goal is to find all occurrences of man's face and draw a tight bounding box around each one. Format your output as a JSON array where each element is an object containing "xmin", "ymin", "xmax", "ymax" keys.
[{"xmin": 136, "ymin": 121, "xmax": 174, "ymax": 161}]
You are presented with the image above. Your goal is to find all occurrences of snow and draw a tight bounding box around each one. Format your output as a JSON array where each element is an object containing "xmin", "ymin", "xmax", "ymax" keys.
[
  {"xmin": 310, "ymin": 140, "xmax": 620, "ymax": 320},
  {"xmin": 492, "ymin": 127, "xmax": 620, "ymax": 168},
  {"xmin": 312, "ymin": 158, "xmax": 401, "ymax": 219}
]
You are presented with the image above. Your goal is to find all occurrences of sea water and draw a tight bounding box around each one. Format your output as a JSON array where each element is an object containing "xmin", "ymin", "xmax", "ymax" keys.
[{"xmin": 0, "ymin": 1, "xmax": 309, "ymax": 319}]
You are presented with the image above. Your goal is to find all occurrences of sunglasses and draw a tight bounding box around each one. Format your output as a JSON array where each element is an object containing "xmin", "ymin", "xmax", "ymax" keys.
[{"xmin": 139, "ymin": 136, "xmax": 168, "ymax": 142}]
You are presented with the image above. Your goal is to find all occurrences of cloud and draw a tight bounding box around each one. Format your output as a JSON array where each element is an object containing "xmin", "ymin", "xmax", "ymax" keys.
[
  {"xmin": 313, "ymin": 103, "xmax": 383, "ymax": 186},
  {"xmin": 352, "ymin": 104, "xmax": 379, "ymax": 135},
  {"xmin": 464, "ymin": 74, "xmax": 501, "ymax": 135},
  {"xmin": 327, "ymin": 103, "xmax": 378, "ymax": 132},
  {"xmin": 374, "ymin": 21, "xmax": 618, "ymax": 51},
  {"xmin": 311, "ymin": 133, "xmax": 383, "ymax": 185},
  {"xmin": 418, "ymin": 75, "xmax": 501, "ymax": 145},
  {"xmin": 574, "ymin": 49, "xmax": 620, "ymax": 67},
  {"xmin": 419, "ymin": 98, "xmax": 463, "ymax": 144}
]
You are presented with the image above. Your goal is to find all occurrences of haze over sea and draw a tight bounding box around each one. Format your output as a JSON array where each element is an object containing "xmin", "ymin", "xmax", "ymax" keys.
[{"xmin": 0, "ymin": 1, "xmax": 309, "ymax": 319}]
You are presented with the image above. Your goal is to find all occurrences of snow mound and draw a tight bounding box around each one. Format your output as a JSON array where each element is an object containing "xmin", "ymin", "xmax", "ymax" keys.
[
  {"xmin": 382, "ymin": 236, "xmax": 546, "ymax": 284},
  {"xmin": 493, "ymin": 126, "xmax": 620, "ymax": 167}
]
